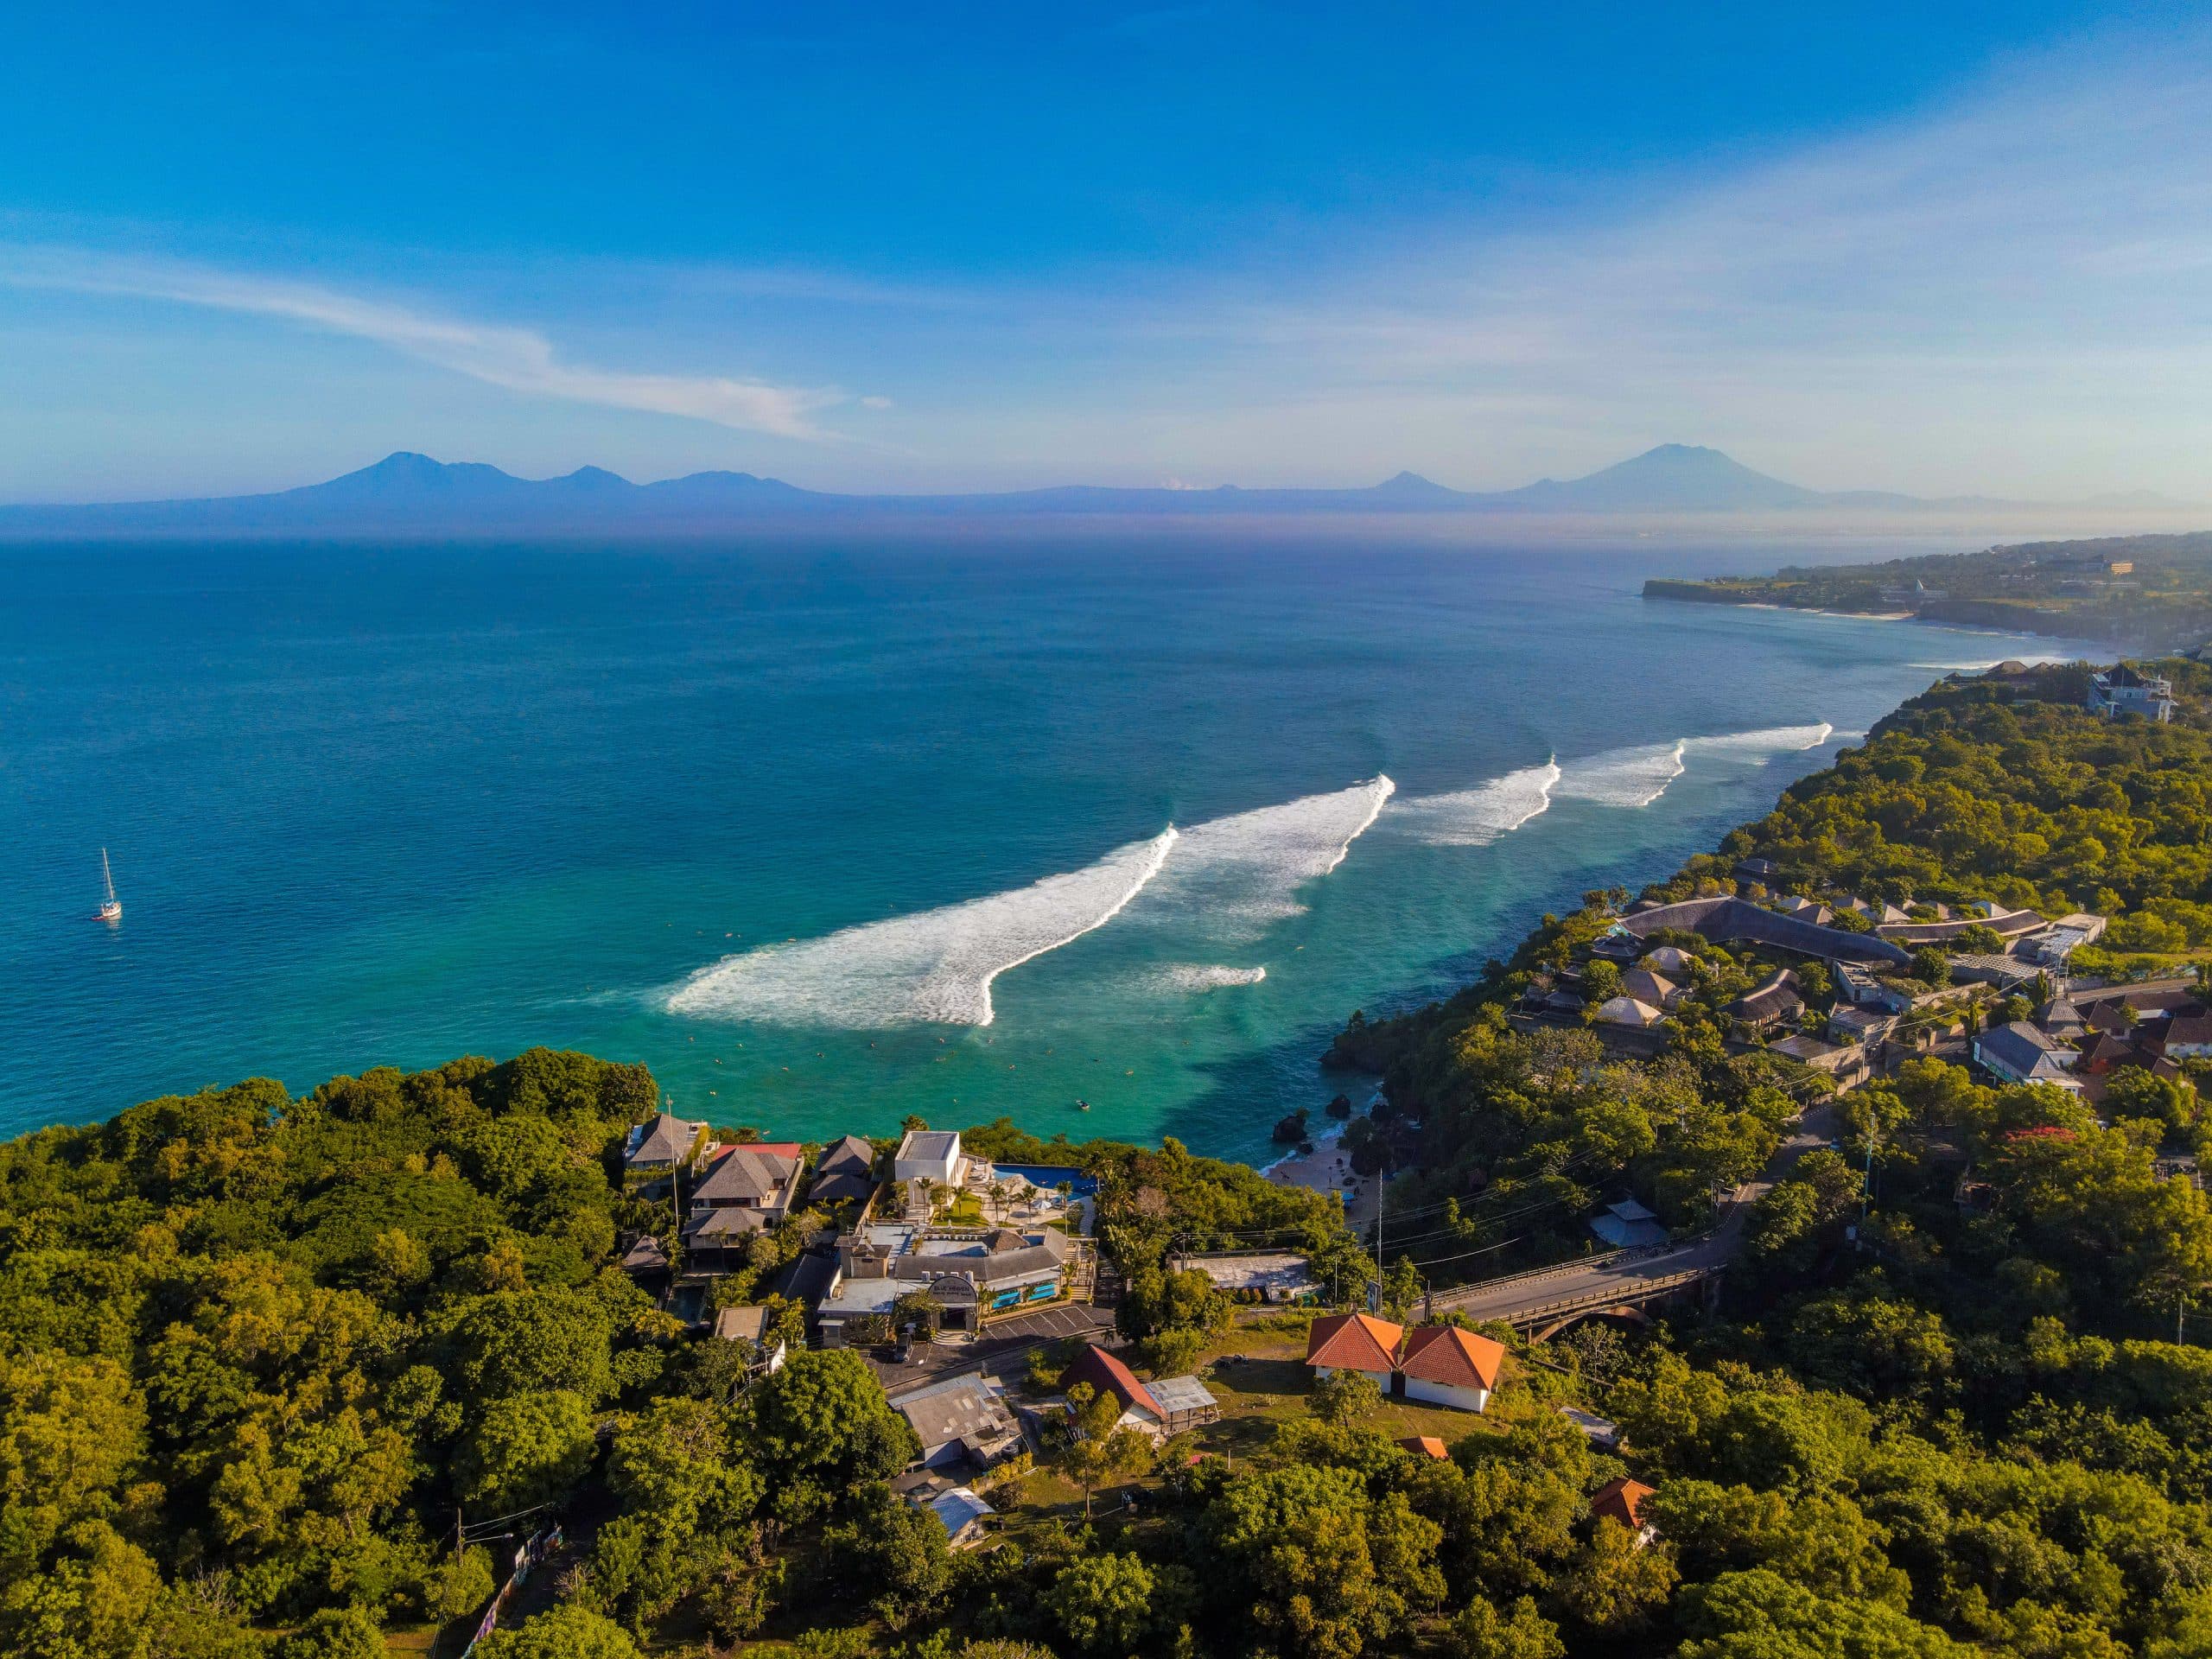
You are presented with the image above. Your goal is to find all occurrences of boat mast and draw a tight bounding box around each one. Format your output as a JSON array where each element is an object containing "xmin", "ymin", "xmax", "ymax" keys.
[{"xmin": 100, "ymin": 849, "xmax": 118, "ymax": 908}]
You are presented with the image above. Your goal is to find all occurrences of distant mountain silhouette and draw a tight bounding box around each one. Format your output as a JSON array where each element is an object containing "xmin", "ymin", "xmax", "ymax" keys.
[
  {"xmin": 1487, "ymin": 443, "xmax": 1821, "ymax": 512},
  {"xmin": 1, "ymin": 445, "xmax": 2193, "ymax": 535}
]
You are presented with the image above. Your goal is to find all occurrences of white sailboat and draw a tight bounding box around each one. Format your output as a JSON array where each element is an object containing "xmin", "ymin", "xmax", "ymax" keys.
[{"xmin": 98, "ymin": 849, "xmax": 122, "ymax": 923}]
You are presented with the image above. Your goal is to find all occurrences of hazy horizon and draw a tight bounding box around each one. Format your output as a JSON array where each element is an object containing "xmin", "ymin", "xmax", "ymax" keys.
[{"xmin": 4, "ymin": 4, "xmax": 2212, "ymax": 505}]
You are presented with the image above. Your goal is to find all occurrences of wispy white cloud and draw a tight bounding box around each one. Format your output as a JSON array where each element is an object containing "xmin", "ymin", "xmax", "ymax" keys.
[{"xmin": 0, "ymin": 247, "xmax": 847, "ymax": 441}]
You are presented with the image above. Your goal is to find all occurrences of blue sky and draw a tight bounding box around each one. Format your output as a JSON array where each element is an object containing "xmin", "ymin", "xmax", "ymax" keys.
[{"xmin": 3, "ymin": 3, "xmax": 2208, "ymax": 499}]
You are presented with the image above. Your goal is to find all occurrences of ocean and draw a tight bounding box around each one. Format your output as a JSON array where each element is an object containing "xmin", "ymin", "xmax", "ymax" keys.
[{"xmin": 0, "ymin": 525, "xmax": 2096, "ymax": 1160}]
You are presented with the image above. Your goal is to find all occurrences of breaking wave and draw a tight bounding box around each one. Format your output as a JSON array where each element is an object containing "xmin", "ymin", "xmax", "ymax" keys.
[
  {"xmin": 1686, "ymin": 722, "xmax": 1835, "ymax": 761},
  {"xmin": 1121, "ymin": 776, "xmax": 1395, "ymax": 938},
  {"xmin": 666, "ymin": 827, "xmax": 1178, "ymax": 1027},
  {"xmin": 666, "ymin": 775, "xmax": 1394, "ymax": 1028},
  {"xmin": 1552, "ymin": 723, "xmax": 1833, "ymax": 810},
  {"xmin": 1554, "ymin": 740, "xmax": 1688, "ymax": 808},
  {"xmin": 1394, "ymin": 760, "xmax": 1560, "ymax": 847}
]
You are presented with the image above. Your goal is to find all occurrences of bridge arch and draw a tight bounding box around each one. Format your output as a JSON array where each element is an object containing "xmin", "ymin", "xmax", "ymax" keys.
[{"xmin": 1533, "ymin": 1305, "xmax": 1652, "ymax": 1342}]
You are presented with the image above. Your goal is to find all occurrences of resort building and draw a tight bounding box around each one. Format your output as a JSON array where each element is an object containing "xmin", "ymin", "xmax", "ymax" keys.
[
  {"xmin": 919, "ymin": 1486, "xmax": 995, "ymax": 1549},
  {"xmin": 807, "ymin": 1133, "xmax": 880, "ymax": 1208},
  {"xmin": 1592, "ymin": 1477, "xmax": 1659, "ymax": 1548},
  {"xmin": 1063, "ymin": 1344, "xmax": 1217, "ymax": 1440},
  {"xmin": 1770, "ymin": 1033, "xmax": 1871, "ymax": 1089},
  {"xmin": 709, "ymin": 1306, "xmax": 787, "ymax": 1375},
  {"xmin": 1827, "ymin": 1005, "xmax": 1896, "ymax": 1047},
  {"xmin": 1973, "ymin": 1021, "xmax": 2082, "ymax": 1090},
  {"xmin": 1395, "ymin": 1325, "xmax": 1506, "ymax": 1413},
  {"xmin": 1169, "ymin": 1249, "xmax": 1319, "ymax": 1304},
  {"xmin": 816, "ymin": 1221, "xmax": 1078, "ymax": 1344},
  {"xmin": 1593, "ymin": 995, "xmax": 1664, "ymax": 1029},
  {"xmin": 894, "ymin": 1128, "xmax": 973, "ymax": 1190},
  {"xmin": 1620, "ymin": 968, "xmax": 1684, "ymax": 1010},
  {"xmin": 682, "ymin": 1141, "xmax": 804, "ymax": 1269},
  {"xmin": 1726, "ymin": 969, "xmax": 1802, "ymax": 1032},
  {"xmin": 2088, "ymin": 665, "xmax": 2177, "ymax": 722},
  {"xmin": 1303, "ymin": 1313, "xmax": 1403, "ymax": 1389},
  {"xmin": 2164, "ymin": 1014, "xmax": 2212, "ymax": 1061},
  {"xmin": 2025, "ymin": 912, "xmax": 2108, "ymax": 967},
  {"xmin": 1590, "ymin": 1197, "xmax": 1668, "ymax": 1249},
  {"xmin": 625, "ymin": 1110, "xmax": 711, "ymax": 1173}
]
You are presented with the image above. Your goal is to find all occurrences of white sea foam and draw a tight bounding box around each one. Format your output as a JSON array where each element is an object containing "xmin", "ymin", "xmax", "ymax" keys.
[
  {"xmin": 1122, "ymin": 776, "xmax": 1396, "ymax": 938},
  {"xmin": 1554, "ymin": 723, "xmax": 1833, "ymax": 810},
  {"xmin": 665, "ymin": 775, "xmax": 1394, "ymax": 1028},
  {"xmin": 665, "ymin": 826, "xmax": 1178, "ymax": 1027},
  {"xmin": 1555, "ymin": 740, "xmax": 1688, "ymax": 808},
  {"xmin": 1160, "ymin": 964, "xmax": 1268, "ymax": 992},
  {"xmin": 1684, "ymin": 722, "xmax": 1835, "ymax": 761},
  {"xmin": 1393, "ymin": 760, "xmax": 1561, "ymax": 846}
]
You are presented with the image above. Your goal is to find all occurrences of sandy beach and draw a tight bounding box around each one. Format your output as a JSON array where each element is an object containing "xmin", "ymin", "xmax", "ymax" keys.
[{"xmin": 1263, "ymin": 1125, "xmax": 1380, "ymax": 1229}]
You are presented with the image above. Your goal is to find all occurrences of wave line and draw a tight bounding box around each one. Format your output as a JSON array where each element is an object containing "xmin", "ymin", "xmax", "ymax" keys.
[{"xmin": 665, "ymin": 825, "xmax": 1178, "ymax": 1028}]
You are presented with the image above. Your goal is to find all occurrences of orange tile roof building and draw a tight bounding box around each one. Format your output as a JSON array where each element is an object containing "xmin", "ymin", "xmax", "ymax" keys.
[
  {"xmin": 1303, "ymin": 1316, "xmax": 1507, "ymax": 1413},
  {"xmin": 1396, "ymin": 1325, "xmax": 1507, "ymax": 1413},
  {"xmin": 1592, "ymin": 1476, "xmax": 1658, "ymax": 1546},
  {"xmin": 1304, "ymin": 1313, "xmax": 1403, "ymax": 1382}
]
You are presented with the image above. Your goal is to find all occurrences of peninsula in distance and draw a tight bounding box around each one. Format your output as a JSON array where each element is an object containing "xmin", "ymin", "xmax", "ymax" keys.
[{"xmin": 4, "ymin": 443, "xmax": 2194, "ymax": 537}]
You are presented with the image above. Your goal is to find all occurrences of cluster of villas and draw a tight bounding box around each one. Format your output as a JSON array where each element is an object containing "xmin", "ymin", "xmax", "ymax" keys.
[
  {"xmin": 1971, "ymin": 983, "xmax": 2208, "ymax": 1104},
  {"xmin": 1514, "ymin": 861, "xmax": 2155, "ymax": 1101},
  {"xmin": 620, "ymin": 1119, "xmax": 1094, "ymax": 1343}
]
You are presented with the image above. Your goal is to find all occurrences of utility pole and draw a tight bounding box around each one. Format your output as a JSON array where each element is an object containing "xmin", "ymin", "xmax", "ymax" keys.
[
  {"xmin": 1853, "ymin": 1122, "xmax": 1878, "ymax": 1247},
  {"xmin": 1372, "ymin": 1152, "xmax": 1384, "ymax": 1315}
]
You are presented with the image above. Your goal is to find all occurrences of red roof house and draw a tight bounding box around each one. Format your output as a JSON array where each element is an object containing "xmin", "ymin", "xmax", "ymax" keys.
[
  {"xmin": 1396, "ymin": 1325, "xmax": 1506, "ymax": 1412},
  {"xmin": 1064, "ymin": 1343, "xmax": 1163, "ymax": 1425},
  {"xmin": 1304, "ymin": 1313, "xmax": 1403, "ymax": 1381},
  {"xmin": 1592, "ymin": 1476, "xmax": 1658, "ymax": 1546}
]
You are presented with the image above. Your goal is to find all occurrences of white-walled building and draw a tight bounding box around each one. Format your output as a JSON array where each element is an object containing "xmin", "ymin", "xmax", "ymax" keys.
[{"xmin": 894, "ymin": 1128, "xmax": 966, "ymax": 1187}]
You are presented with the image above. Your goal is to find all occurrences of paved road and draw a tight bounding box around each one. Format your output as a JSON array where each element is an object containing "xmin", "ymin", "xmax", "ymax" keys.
[
  {"xmin": 866, "ymin": 1301, "xmax": 1116, "ymax": 1392},
  {"xmin": 1433, "ymin": 1104, "xmax": 1835, "ymax": 1326}
]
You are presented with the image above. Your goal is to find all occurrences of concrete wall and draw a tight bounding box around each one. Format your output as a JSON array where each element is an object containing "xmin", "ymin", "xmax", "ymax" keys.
[{"xmin": 1402, "ymin": 1377, "xmax": 1490, "ymax": 1413}]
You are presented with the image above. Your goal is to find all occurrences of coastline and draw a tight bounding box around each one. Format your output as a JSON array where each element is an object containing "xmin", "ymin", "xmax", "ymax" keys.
[{"xmin": 1262, "ymin": 1122, "xmax": 1382, "ymax": 1229}]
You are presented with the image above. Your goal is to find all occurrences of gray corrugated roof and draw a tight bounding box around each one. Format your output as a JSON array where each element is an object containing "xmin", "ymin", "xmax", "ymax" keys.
[
  {"xmin": 893, "ymin": 1375, "xmax": 1017, "ymax": 1454},
  {"xmin": 1979, "ymin": 1022, "xmax": 2072, "ymax": 1076},
  {"xmin": 899, "ymin": 1129, "xmax": 962, "ymax": 1161}
]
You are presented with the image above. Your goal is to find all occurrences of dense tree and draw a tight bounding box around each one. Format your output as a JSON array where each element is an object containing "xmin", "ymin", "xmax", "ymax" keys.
[
  {"xmin": 272, "ymin": 1605, "xmax": 387, "ymax": 1659},
  {"xmin": 1438, "ymin": 1596, "xmax": 1565, "ymax": 1659},
  {"xmin": 741, "ymin": 1349, "xmax": 918, "ymax": 1522},
  {"xmin": 824, "ymin": 1485, "xmax": 952, "ymax": 1628},
  {"xmin": 454, "ymin": 1389, "xmax": 595, "ymax": 1512},
  {"xmin": 1676, "ymin": 1567, "xmax": 1972, "ymax": 1658},
  {"xmin": 1046, "ymin": 1551, "xmax": 1183, "ymax": 1654},
  {"xmin": 474, "ymin": 1604, "xmax": 644, "ymax": 1659},
  {"xmin": 1553, "ymin": 1520, "xmax": 1677, "ymax": 1634}
]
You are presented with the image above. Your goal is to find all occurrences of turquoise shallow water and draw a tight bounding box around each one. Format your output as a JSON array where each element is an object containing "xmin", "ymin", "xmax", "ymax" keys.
[{"xmin": 0, "ymin": 527, "xmax": 2095, "ymax": 1160}]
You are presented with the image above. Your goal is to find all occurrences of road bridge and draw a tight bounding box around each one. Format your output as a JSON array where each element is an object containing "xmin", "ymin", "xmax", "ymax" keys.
[{"xmin": 1426, "ymin": 1106, "xmax": 1834, "ymax": 1334}]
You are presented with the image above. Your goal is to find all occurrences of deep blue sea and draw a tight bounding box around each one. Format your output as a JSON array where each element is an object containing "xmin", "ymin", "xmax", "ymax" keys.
[{"xmin": 0, "ymin": 524, "xmax": 2098, "ymax": 1160}]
